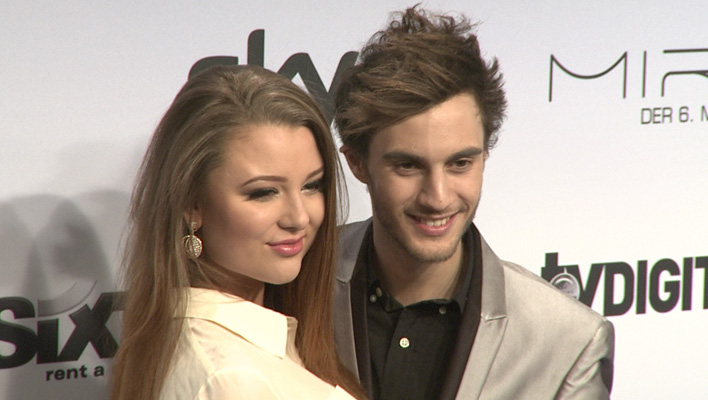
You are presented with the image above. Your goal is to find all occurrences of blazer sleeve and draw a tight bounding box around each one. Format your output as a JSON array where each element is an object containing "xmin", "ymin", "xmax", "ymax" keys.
[{"xmin": 556, "ymin": 319, "xmax": 615, "ymax": 400}]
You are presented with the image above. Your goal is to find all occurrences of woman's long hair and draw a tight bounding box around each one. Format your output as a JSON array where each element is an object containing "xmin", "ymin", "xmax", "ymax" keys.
[{"xmin": 111, "ymin": 65, "xmax": 364, "ymax": 399}]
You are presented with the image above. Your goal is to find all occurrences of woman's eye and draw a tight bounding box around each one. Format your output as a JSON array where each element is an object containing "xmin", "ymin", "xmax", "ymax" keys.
[
  {"xmin": 303, "ymin": 178, "xmax": 324, "ymax": 193},
  {"xmin": 247, "ymin": 188, "xmax": 278, "ymax": 200}
]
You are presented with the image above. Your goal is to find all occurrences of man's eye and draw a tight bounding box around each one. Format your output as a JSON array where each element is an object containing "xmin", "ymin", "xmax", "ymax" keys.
[
  {"xmin": 395, "ymin": 162, "xmax": 416, "ymax": 171},
  {"xmin": 303, "ymin": 178, "xmax": 324, "ymax": 193},
  {"xmin": 247, "ymin": 188, "xmax": 278, "ymax": 200},
  {"xmin": 450, "ymin": 159, "xmax": 472, "ymax": 170}
]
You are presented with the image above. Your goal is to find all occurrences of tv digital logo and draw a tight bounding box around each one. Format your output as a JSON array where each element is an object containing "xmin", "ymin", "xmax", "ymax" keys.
[
  {"xmin": 549, "ymin": 48, "xmax": 708, "ymax": 125},
  {"xmin": 0, "ymin": 281, "xmax": 123, "ymax": 381},
  {"xmin": 188, "ymin": 29, "xmax": 358, "ymax": 124},
  {"xmin": 542, "ymin": 252, "xmax": 708, "ymax": 316}
]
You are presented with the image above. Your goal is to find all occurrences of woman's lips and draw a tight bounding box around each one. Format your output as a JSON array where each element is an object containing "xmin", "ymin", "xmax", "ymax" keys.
[{"xmin": 268, "ymin": 237, "xmax": 305, "ymax": 256}]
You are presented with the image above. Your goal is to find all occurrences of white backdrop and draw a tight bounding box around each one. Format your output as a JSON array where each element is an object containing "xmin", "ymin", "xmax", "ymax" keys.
[{"xmin": 1, "ymin": 1, "xmax": 706, "ymax": 398}]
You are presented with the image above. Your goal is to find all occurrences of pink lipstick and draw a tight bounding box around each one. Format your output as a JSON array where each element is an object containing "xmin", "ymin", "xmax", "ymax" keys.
[{"xmin": 268, "ymin": 237, "xmax": 304, "ymax": 256}]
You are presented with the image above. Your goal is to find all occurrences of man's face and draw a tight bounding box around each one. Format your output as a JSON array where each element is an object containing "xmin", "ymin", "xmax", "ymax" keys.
[{"xmin": 345, "ymin": 93, "xmax": 486, "ymax": 265}]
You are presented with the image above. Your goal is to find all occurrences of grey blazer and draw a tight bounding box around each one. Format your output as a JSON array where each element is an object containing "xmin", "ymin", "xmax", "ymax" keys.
[{"xmin": 334, "ymin": 219, "xmax": 614, "ymax": 399}]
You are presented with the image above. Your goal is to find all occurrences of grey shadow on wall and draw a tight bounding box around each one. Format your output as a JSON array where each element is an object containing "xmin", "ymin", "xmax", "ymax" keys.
[{"xmin": 0, "ymin": 190, "xmax": 129, "ymax": 400}]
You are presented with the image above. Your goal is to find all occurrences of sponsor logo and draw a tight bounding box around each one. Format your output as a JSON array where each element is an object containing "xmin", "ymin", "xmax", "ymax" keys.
[
  {"xmin": 188, "ymin": 29, "xmax": 358, "ymax": 124},
  {"xmin": 549, "ymin": 48, "xmax": 708, "ymax": 125},
  {"xmin": 542, "ymin": 252, "xmax": 708, "ymax": 316},
  {"xmin": 0, "ymin": 282, "xmax": 123, "ymax": 380}
]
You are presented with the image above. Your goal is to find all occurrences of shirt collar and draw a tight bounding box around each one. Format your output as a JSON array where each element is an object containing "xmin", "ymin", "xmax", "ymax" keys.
[
  {"xmin": 362, "ymin": 227, "xmax": 475, "ymax": 310},
  {"xmin": 183, "ymin": 287, "xmax": 293, "ymax": 359}
]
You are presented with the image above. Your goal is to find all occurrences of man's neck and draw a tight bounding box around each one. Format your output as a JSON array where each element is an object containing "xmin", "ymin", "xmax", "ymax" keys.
[{"xmin": 373, "ymin": 239, "xmax": 467, "ymax": 307}]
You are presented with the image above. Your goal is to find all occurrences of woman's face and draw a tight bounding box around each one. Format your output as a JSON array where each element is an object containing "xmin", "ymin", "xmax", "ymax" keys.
[{"xmin": 193, "ymin": 124, "xmax": 325, "ymax": 291}]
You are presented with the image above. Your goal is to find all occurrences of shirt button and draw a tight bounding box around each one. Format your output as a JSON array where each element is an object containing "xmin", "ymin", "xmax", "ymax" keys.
[
  {"xmin": 375, "ymin": 287, "xmax": 383, "ymax": 297},
  {"xmin": 399, "ymin": 337, "xmax": 410, "ymax": 349},
  {"xmin": 369, "ymin": 294, "xmax": 377, "ymax": 303},
  {"xmin": 439, "ymin": 306, "xmax": 447, "ymax": 315}
]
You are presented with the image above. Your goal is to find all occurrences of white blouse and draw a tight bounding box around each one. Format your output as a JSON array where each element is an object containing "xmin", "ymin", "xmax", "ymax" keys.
[{"xmin": 159, "ymin": 288, "xmax": 355, "ymax": 400}]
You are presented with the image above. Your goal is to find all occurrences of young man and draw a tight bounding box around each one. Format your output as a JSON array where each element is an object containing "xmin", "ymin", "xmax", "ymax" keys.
[{"xmin": 333, "ymin": 7, "xmax": 614, "ymax": 400}]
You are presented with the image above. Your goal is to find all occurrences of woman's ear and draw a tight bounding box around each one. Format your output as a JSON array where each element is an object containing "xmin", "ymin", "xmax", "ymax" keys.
[
  {"xmin": 340, "ymin": 145, "xmax": 369, "ymax": 184},
  {"xmin": 183, "ymin": 205, "xmax": 202, "ymax": 231}
]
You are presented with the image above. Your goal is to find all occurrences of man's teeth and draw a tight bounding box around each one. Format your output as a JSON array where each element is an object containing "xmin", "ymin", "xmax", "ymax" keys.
[{"xmin": 420, "ymin": 216, "xmax": 451, "ymax": 227}]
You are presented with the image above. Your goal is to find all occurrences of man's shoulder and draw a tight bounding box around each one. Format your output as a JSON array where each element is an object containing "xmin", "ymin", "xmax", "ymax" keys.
[
  {"xmin": 498, "ymin": 259, "xmax": 610, "ymax": 334},
  {"xmin": 474, "ymin": 253, "xmax": 614, "ymax": 398}
]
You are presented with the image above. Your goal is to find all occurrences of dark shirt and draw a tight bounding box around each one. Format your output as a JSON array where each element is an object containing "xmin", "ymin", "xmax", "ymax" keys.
[{"xmin": 351, "ymin": 228, "xmax": 480, "ymax": 400}]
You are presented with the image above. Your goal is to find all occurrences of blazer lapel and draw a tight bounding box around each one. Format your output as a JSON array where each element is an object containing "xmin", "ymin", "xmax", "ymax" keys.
[
  {"xmin": 334, "ymin": 220, "xmax": 372, "ymax": 380},
  {"xmin": 456, "ymin": 234, "xmax": 508, "ymax": 399}
]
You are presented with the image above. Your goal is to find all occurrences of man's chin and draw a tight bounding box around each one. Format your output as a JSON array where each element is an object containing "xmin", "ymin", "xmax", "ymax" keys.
[{"xmin": 403, "ymin": 241, "xmax": 460, "ymax": 264}]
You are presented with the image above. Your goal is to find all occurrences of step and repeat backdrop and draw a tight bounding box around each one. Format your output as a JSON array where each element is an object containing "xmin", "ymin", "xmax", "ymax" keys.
[{"xmin": 2, "ymin": 1, "xmax": 706, "ymax": 398}]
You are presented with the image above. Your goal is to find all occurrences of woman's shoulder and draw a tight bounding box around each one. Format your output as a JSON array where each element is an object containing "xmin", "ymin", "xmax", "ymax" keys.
[
  {"xmin": 164, "ymin": 318, "xmax": 355, "ymax": 399},
  {"xmin": 162, "ymin": 289, "xmax": 356, "ymax": 399}
]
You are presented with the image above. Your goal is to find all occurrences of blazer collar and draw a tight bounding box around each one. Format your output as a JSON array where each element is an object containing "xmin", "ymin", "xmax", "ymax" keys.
[
  {"xmin": 478, "ymin": 234, "xmax": 508, "ymax": 321},
  {"xmin": 336, "ymin": 220, "xmax": 372, "ymax": 283},
  {"xmin": 455, "ymin": 233, "xmax": 509, "ymax": 398}
]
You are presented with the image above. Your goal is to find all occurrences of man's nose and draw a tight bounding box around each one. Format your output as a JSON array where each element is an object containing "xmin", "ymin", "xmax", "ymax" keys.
[{"xmin": 416, "ymin": 169, "xmax": 453, "ymax": 211}]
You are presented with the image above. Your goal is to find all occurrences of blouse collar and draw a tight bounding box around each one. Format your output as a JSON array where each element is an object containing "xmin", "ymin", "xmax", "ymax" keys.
[{"xmin": 183, "ymin": 287, "xmax": 294, "ymax": 359}]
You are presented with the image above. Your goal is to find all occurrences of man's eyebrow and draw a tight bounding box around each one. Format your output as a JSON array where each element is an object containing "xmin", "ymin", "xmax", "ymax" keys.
[
  {"xmin": 445, "ymin": 147, "xmax": 484, "ymax": 163},
  {"xmin": 381, "ymin": 151, "xmax": 425, "ymax": 163},
  {"xmin": 381, "ymin": 147, "xmax": 484, "ymax": 164}
]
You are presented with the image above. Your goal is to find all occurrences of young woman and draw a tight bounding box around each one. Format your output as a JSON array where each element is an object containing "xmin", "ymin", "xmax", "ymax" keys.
[{"xmin": 111, "ymin": 65, "xmax": 364, "ymax": 399}]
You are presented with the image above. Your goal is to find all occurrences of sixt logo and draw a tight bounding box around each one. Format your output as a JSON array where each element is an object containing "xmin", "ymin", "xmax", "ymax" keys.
[
  {"xmin": 541, "ymin": 252, "xmax": 708, "ymax": 316},
  {"xmin": 188, "ymin": 29, "xmax": 358, "ymax": 124},
  {"xmin": 0, "ymin": 282, "xmax": 123, "ymax": 374},
  {"xmin": 549, "ymin": 48, "xmax": 708, "ymax": 125}
]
